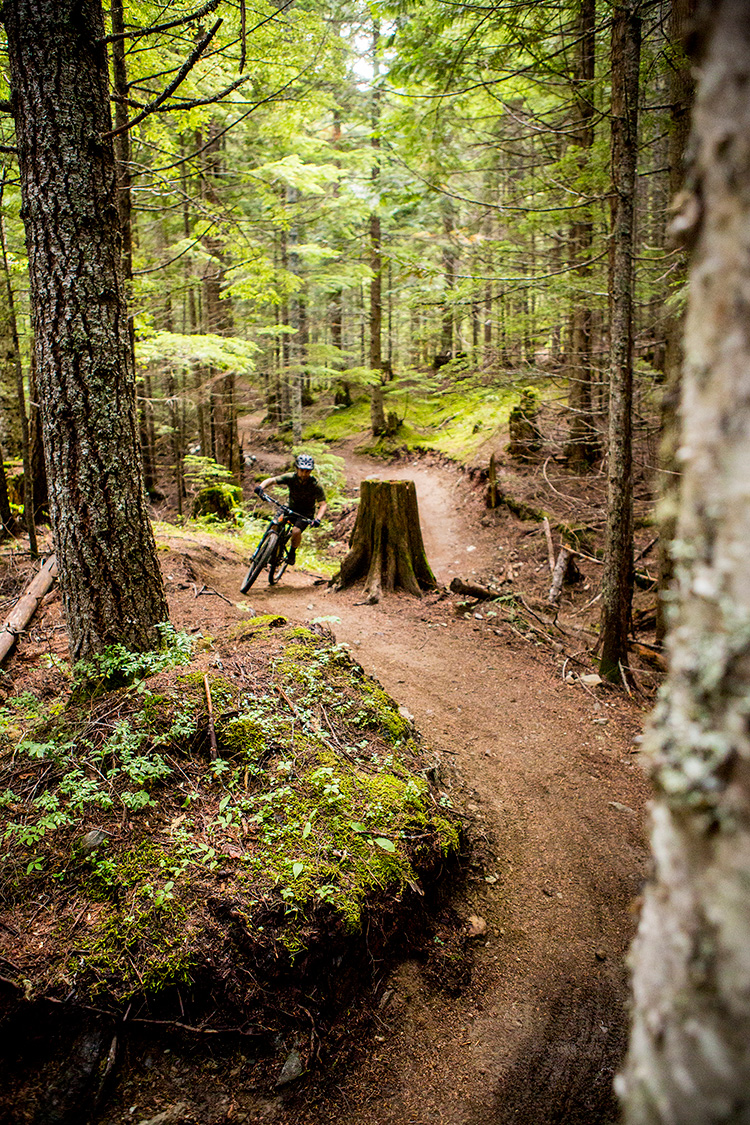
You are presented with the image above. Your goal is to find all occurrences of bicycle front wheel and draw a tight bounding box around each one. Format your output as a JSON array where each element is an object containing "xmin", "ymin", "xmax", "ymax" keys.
[
  {"xmin": 240, "ymin": 532, "xmax": 278, "ymax": 592},
  {"xmin": 268, "ymin": 537, "xmax": 290, "ymax": 585}
]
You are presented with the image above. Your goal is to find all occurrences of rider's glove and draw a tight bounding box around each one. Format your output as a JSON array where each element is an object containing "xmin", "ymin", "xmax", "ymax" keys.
[
  {"xmin": 254, "ymin": 485, "xmax": 263, "ymax": 496},
  {"xmin": 311, "ymin": 518, "xmax": 321, "ymax": 528}
]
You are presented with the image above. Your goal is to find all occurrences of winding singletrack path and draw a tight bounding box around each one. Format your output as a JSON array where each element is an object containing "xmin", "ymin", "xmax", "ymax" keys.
[{"xmin": 238, "ymin": 452, "xmax": 650, "ymax": 1125}]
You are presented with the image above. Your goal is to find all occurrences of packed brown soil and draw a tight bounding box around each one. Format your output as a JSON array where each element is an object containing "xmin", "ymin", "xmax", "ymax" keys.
[{"xmin": 0, "ymin": 443, "xmax": 652, "ymax": 1125}]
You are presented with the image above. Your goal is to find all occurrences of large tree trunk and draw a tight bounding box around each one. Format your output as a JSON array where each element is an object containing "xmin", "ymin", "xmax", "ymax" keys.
[
  {"xmin": 4, "ymin": 0, "xmax": 169, "ymax": 659},
  {"xmin": 0, "ymin": 203, "xmax": 37, "ymax": 555},
  {"xmin": 369, "ymin": 19, "xmax": 386, "ymax": 437},
  {"xmin": 655, "ymin": 0, "xmax": 698, "ymax": 642},
  {"xmin": 202, "ymin": 119, "xmax": 240, "ymax": 478},
  {"xmin": 599, "ymin": 0, "xmax": 641, "ymax": 683},
  {"xmin": 564, "ymin": 2, "xmax": 598, "ymax": 469},
  {"xmin": 619, "ymin": 4, "xmax": 750, "ymax": 1119},
  {"xmin": 28, "ymin": 353, "xmax": 48, "ymax": 524},
  {"xmin": 334, "ymin": 479, "xmax": 437, "ymax": 602}
]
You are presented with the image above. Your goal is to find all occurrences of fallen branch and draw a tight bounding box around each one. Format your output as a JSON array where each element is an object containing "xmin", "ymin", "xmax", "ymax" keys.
[
  {"xmin": 203, "ymin": 674, "xmax": 218, "ymax": 761},
  {"xmin": 194, "ymin": 584, "xmax": 233, "ymax": 604},
  {"xmin": 0, "ymin": 554, "xmax": 58, "ymax": 665},
  {"xmin": 629, "ymin": 640, "xmax": 667, "ymax": 671},
  {"xmin": 548, "ymin": 546, "xmax": 575, "ymax": 605},
  {"xmin": 449, "ymin": 576, "xmax": 497, "ymax": 600},
  {"xmin": 542, "ymin": 517, "xmax": 555, "ymax": 573}
]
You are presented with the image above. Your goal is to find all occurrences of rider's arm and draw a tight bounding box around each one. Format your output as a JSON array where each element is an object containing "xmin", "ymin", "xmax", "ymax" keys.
[
  {"xmin": 315, "ymin": 501, "xmax": 327, "ymax": 522},
  {"xmin": 257, "ymin": 475, "xmax": 277, "ymax": 492}
]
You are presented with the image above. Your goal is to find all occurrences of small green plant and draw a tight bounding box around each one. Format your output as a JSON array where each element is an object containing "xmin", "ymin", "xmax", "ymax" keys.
[
  {"xmin": 73, "ymin": 624, "xmax": 193, "ymax": 691},
  {"xmin": 184, "ymin": 456, "xmax": 242, "ymax": 521}
]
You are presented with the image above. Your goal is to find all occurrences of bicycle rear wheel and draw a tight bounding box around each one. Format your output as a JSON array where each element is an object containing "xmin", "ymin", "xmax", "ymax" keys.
[
  {"xmin": 240, "ymin": 532, "xmax": 278, "ymax": 592},
  {"xmin": 268, "ymin": 536, "xmax": 290, "ymax": 585}
]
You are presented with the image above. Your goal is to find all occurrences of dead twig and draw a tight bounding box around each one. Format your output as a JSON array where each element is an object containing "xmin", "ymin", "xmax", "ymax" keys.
[
  {"xmin": 635, "ymin": 535, "xmax": 659, "ymax": 561},
  {"xmin": 203, "ymin": 674, "xmax": 218, "ymax": 761},
  {"xmin": 195, "ymin": 584, "xmax": 233, "ymax": 605},
  {"xmin": 542, "ymin": 516, "xmax": 555, "ymax": 573},
  {"xmin": 619, "ymin": 660, "xmax": 634, "ymax": 698}
]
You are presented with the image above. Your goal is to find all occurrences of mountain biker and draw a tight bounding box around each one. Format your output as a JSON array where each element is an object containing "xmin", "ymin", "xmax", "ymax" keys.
[{"xmin": 255, "ymin": 454, "xmax": 327, "ymax": 565}]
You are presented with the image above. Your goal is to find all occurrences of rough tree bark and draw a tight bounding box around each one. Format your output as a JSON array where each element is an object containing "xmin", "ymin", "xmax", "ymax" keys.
[
  {"xmin": 202, "ymin": 119, "xmax": 241, "ymax": 479},
  {"xmin": 599, "ymin": 0, "xmax": 641, "ymax": 683},
  {"xmin": 3, "ymin": 0, "xmax": 169, "ymax": 659},
  {"xmin": 656, "ymin": 0, "xmax": 698, "ymax": 642},
  {"xmin": 334, "ymin": 479, "xmax": 436, "ymax": 602},
  {"xmin": 564, "ymin": 0, "xmax": 599, "ymax": 470},
  {"xmin": 618, "ymin": 4, "xmax": 750, "ymax": 1119},
  {"xmin": 28, "ymin": 355, "xmax": 49, "ymax": 524}
]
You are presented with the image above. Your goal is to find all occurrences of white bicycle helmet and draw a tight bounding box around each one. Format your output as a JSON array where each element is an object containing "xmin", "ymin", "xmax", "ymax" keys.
[{"xmin": 295, "ymin": 453, "xmax": 315, "ymax": 470}]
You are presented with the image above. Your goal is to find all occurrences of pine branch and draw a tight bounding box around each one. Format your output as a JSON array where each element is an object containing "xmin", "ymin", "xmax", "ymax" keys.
[
  {"xmin": 101, "ymin": 20, "xmax": 222, "ymax": 140},
  {"xmin": 101, "ymin": 0, "xmax": 222, "ymax": 43}
]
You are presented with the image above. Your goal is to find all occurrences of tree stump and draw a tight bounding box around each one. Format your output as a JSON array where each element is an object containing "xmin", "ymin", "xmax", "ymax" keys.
[
  {"xmin": 334, "ymin": 479, "xmax": 437, "ymax": 601},
  {"xmin": 507, "ymin": 388, "xmax": 542, "ymax": 459}
]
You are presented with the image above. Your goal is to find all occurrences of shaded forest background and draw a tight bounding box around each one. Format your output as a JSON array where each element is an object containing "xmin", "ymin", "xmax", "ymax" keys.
[{"xmin": 0, "ymin": 0, "xmax": 691, "ymax": 614}]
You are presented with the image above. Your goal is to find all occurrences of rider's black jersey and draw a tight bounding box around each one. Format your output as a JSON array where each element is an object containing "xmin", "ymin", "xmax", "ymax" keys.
[{"xmin": 274, "ymin": 472, "xmax": 326, "ymax": 519}]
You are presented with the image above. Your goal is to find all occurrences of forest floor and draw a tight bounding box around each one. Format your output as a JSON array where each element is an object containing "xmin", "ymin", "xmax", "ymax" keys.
[{"xmin": 1, "ymin": 438, "xmax": 653, "ymax": 1125}]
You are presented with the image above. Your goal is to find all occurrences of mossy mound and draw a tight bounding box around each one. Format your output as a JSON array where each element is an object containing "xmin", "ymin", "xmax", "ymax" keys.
[
  {"xmin": 191, "ymin": 483, "xmax": 241, "ymax": 520},
  {"xmin": 0, "ymin": 622, "xmax": 462, "ymax": 1037}
]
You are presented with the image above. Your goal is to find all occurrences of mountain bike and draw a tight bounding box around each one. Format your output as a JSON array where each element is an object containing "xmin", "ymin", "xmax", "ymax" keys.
[{"xmin": 240, "ymin": 490, "xmax": 317, "ymax": 592}]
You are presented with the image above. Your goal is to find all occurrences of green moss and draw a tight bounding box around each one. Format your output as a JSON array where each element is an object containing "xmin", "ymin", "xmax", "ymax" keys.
[
  {"xmin": 191, "ymin": 484, "xmax": 242, "ymax": 521},
  {"xmin": 4, "ymin": 624, "xmax": 461, "ymax": 997},
  {"xmin": 354, "ymin": 681, "xmax": 411, "ymax": 740},
  {"xmin": 76, "ymin": 900, "xmax": 195, "ymax": 998},
  {"xmin": 72, "ymin": 840, "xmax": 199, "ymax": 997},
  {"xmin": 228, "ymin": 614, "xmax": 289, "ymax": 642},
  {"xmin": 306, "ymin": 382, "xmax": 555, "ymax": 460}
]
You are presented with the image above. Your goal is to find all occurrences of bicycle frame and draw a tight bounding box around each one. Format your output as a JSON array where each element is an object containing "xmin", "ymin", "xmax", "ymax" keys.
[{"xmin": 240, "ymin": 490, "xmax": 314, "ymax": 592}]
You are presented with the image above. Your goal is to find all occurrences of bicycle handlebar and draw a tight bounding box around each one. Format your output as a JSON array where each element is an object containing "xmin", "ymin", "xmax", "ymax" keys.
[{"xmin": 254, "ymin": 488, "xmax": 316, "ymax": 526}]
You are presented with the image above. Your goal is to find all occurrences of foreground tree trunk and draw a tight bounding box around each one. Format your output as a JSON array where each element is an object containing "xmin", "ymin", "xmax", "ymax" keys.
[
  {"xmin": 4, "ymin": 0, "xmax": 169, "ymax": 659},
  {"xmin": 655, "ymin": 0, "xmax": 698, "ymax": 641},
  {"xmin": 599, "ymin": 0, "xmax": 641, "ymax": 682},
  {"xmin": 619, "ymin": 4, "xmax": 750, "ymax": 1119},
  {"xmin": 335, "ymin": 479, "xmax": 436, "ymax": 602}
]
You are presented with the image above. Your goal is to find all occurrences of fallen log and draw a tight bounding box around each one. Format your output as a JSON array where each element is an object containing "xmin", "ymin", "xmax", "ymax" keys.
[
  {"xmin": 548, "ymin": 546, "xmax": 576, "ymax": 605},
  {"xmin": 542, "ymin": 517, "xmax": 555, "ymax": 573},
  {"xmin": 450, "ymin": 577, "xmax": 497, "ymax": 600},
  {"xmin": 0, "ymin": 554, "xmax": 58, "ymax": 664},
  {"xmin": 629, "ymin": 641, "xmax": 667, "ymax": 671}
]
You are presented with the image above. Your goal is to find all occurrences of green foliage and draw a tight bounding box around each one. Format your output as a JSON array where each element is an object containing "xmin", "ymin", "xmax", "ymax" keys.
[
  {"xmin": 1, "ymin": 622, "xmax": 459, "ymax": 1002},
  {"xmin": 307, "ymin": 381, "xmax": 550, "ymax": 459},
  {"xmin": 136, "ymin": 331, "xmax": 257, "ymax": 375},
  {"xmin": 73, "ymin": 624, "xmax": 193, "ymax": 692},
  {"xmin": 183, "ymin": 456, "xmax": 236, "ymax": 491}
]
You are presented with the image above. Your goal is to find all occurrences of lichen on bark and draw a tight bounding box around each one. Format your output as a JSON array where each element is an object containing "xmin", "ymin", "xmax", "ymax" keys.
[
  {"xmin": 4, "ymin": 0, "xmax": 169, "ymax": 658},
  {"xmin": 619, "ymin": 4, "xmax": 750, "ymax": 1120}
]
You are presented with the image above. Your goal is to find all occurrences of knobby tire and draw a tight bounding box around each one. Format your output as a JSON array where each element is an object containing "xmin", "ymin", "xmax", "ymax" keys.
[
  {"xmin": 240, "ymin": 532, "xmax": 278, "ymax": 592},
  {"xmin": 268, "ymin": 535, "xmax": 290, "ymax": 585}
]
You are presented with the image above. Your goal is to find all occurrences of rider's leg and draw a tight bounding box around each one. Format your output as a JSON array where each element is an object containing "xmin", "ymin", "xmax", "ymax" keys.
[{"xmin": 288, "ymin": 525, "xmax": 302, "ymax": 564}]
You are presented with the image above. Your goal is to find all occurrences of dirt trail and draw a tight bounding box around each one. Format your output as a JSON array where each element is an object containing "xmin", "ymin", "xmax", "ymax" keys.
[{"xmin": 234, "ymin": 452, "xmax": 651, "ymax": 1125}]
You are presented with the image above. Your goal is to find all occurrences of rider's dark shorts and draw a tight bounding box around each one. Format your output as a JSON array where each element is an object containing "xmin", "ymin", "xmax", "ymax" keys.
[{"xmin": 288, "ymin": 515, "xmax": 311, "ymax": 531}]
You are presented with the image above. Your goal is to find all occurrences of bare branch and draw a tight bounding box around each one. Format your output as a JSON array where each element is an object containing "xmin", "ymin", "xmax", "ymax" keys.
[
  {"xmin": 239, "ymin": 0, "xmax": 247, "ymax": 72},
  {"xmin": 153, "ymin": 72, "xmax": 251, "ymax": 114},
  {"xmin": 101, "ymin": 19, "xmax": 222, "ymax": 140}
]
